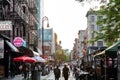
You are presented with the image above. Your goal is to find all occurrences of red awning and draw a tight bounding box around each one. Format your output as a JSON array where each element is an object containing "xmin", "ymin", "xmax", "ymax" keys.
[{"xmin": 13, "ymin": 55, "xmax": 36, "ymax": 63}]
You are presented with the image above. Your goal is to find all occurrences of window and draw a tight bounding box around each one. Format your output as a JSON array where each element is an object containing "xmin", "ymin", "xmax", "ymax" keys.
[
  {"xmin": 22, "ymin": 6, "xmax": 26, "ymax": 13},
  {"xmin": 97, "ymin": 41, "xmax": 103, "ymax": 46},
  {"xmin": 23, "ymin": 25, "xmax": 26, "ymax": 36},
  {"xmin": 91, "ymin": 24, "xmax": 94, "ymax": 31},
  {"xmin": 90, "ymin": 16, "xmax": 95, "ymax": 22},
  {"xmin": 16, "ymin": 28, "xmax": 19, "ymax": 36}
]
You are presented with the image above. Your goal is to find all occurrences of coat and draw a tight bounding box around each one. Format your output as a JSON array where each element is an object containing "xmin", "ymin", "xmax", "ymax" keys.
[
  {"xmin": 54, "ymin": 68, "xmax": 61, "ymax": 78},
  {"xmin": 62, "ymin": 66, "xmax": 69, "ymax": 78}
]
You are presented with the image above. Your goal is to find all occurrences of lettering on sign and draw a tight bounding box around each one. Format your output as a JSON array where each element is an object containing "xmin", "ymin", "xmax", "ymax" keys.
[{"xmin": 0, "ymin": 21, "xmax": 12, "ymax": 30}]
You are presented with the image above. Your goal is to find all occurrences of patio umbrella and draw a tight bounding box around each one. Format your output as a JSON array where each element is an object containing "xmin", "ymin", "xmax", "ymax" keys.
[
  {"xmin": 13, "ymin": 55, "xmax": 36, "ymax": 63},
  {"xmin": 33, "ymin": 56, "xmax": 46, "ymax": 63}
]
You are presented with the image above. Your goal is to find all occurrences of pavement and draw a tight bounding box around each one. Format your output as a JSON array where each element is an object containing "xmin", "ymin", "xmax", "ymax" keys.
[
  {"xmin": 1, "ymin": 66, "xmax": 75, "ymax": 80},
  {"xmin": 41, "ymin": 70, "xmax": 75, "ymax": 80},
  {"xmin": 1, "ymin": 73, "xmax": 48, "ymax": 80},
  {"xmin": 0, "ymin": 75, "xmax": 24, "ymax": 80}
]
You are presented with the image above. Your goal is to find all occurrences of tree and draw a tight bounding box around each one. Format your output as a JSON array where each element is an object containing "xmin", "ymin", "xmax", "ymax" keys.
[
  {"xmin": 54, "ymin": 49, "xmax": 70, "ymax": 62},
  {"xmin": 89, "ymin": 0, "xmax": 120, "ymax": 46},
  {"xmin": 76, "ymin": 0, "xmax": 108, "ymax": 3}
]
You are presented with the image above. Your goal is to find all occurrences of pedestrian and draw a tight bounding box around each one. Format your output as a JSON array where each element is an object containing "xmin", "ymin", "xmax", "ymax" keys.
[
  {"xmin": 54, "ymin": 65, "xmax": 61, "ymax": 80},
  {"xmin": 23, "ymin": 63, "xmax": 29, "ymax": 79},
  {"xmin": 74, "ymin": 67, "xmax": 80, "ymax": 80},
  {"xmin": 62, "ymin": 64, "xmax": 70, "ymax": 80}
]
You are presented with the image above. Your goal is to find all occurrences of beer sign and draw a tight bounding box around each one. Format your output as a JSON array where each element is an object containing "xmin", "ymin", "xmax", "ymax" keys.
[{"xmin": 13, "ymin": 37, "xmax": 24, "ymax": 47}]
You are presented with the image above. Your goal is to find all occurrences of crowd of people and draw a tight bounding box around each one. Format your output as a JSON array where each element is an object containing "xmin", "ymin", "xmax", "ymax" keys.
[{"xmin": 18, "ymin": 61, "xmax": 96, "ymax": 80}]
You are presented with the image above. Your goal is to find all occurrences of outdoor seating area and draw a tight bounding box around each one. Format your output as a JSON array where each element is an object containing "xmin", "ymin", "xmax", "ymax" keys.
[{"xmin": 93, "ymin": 41, "xmax": 119, "ymax": 80}]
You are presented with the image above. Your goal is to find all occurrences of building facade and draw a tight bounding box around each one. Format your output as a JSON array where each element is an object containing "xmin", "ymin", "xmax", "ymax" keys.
[
  {"xmin": 84, "ymin": 9, "xmax": 107, "ymax": 62},
  {"xmin": 43, "ymin": 28, "xmax": 55, "ymax": 60},
  {"xmin": 0, "ymin": 0, "xmax": 39, "ymax": 49},
  {"xmin": 0, "ymin": 0, "xmax": 39, "ymax": 78},
  {"xmin": 78, "ymin": 30, "xmax": 86, "ymax": 58}
]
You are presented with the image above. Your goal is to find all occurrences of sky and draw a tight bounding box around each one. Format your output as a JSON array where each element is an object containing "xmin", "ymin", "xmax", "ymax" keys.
[{"xmin": 43, "ymin": 0, "xmax": 100, "ymax": 50}]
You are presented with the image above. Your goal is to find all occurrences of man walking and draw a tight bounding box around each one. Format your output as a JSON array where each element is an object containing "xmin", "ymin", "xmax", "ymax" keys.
[
  {"xmin": 62, "ymin": 64, "xmax": 70, "ymax": 80},
  {"xmin": 54, "ymin": 65, "xmax": 61, "ymax": 80}
]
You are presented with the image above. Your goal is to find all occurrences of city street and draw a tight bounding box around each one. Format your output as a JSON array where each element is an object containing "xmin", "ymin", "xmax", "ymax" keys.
[
  {"xmin": 1, "ymin": 0, "xmax": 118, "ymax": 80},
  {"xmin": 41, "ymin": 66, "xmax": 75, "ymax": 80},
  {"xmin": 1, "ymin": 66, "xmax": 75, "ymax": 80}
]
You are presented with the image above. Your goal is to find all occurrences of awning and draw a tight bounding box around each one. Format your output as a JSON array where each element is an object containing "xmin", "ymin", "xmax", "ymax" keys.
[
  {"xmin": 37, "ymin": 48, "xmax": 42, "ymax": 55},
  {"xmin": 105, "ymin": 41, "xmax": 120, "ymax": 58},
  {"xmin": 17, "ymin": 46, "xmax": 34, "ymax": 57},
  {"xmin": 93, "ymin": 50, "xmax": 105, "ymax": 58},
  {"xmin": 106, "ymin": 41, "xmax": 120, "ymax": 52},
  {"xmin": 94, "ymin": 41, "xmax": 120, "ymax": 58},
  {"xmin": 33, "ymin": 56, "xmax": 46, "ymax": 62},
  {"xmin": 5, "ymin": 40, "xmax": 19, "ymax": 52},
  {"xmin": 32, "ymin": 51, "xmax": 40, "ymax": 56},
  {"xmin": 13, "ymin": 55, "xmax": 36, "ymax": 63}
]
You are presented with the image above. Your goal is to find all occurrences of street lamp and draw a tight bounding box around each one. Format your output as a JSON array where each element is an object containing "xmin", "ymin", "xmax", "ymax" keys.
[{"xmin": 42, "ymin": 16, "xmax": 49, "ymax": 58}]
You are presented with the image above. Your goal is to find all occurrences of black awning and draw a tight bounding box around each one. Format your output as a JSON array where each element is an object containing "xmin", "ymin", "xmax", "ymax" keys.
[
  {"xmin": 5, "ymin": 40, "xmax": 19, "ymax": 52},
  {"xmin": 0, "ymin": 34, "xmax": 10, "ymax": 41},
  {"xmin": 17, "ymin": 46, "xmax": 34, "ymax": 57}
]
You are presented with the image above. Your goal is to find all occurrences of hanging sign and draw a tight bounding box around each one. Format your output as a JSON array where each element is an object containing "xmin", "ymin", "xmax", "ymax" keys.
[{"xmin": 13, "ymin": 37, "xmax": 24, "ymax": 47}]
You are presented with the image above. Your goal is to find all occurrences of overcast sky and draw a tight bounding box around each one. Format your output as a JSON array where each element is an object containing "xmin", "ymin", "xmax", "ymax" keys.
[{"xmin": 43, "ymin": 0, "xmax": 100, "ymax": 50}]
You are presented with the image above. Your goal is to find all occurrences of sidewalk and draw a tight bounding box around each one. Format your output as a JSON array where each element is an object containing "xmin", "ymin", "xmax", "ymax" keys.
[
  {"xmin": 1, "ymin": 74, "xmax": 46, "ymax": 80},
  {"xmin": 1, "ymin": 70, "xmax": 75, "ymax": 80},
  {"xmin": 41, "ymin": 72, "xmax": 52, "ymax": 80},
  {"xmin": 1, "ymin": 75, "xmax": 24, "ymax": 80}
]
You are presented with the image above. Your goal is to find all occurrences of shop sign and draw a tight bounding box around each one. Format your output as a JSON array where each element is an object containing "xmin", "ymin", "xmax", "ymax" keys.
[
  {"xmin": 0, "ymin": 38, "xmax": 4, "ymax": 59},
  {"xmin": 13, "ymin": 37, "xmax": 24, "ymax": 47},
  {"xmin": 0, "ymin": 21, "xmax": 12, "ymax": 31}
]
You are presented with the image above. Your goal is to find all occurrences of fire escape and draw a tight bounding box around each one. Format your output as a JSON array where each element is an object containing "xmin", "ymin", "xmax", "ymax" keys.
[
  {"xmin": 0, "ymin": 0, "xmax": 38, "ymax": 49},
  {"xmin": 27, "ymin": 0, "xmax": 38, "ymax": 48}
]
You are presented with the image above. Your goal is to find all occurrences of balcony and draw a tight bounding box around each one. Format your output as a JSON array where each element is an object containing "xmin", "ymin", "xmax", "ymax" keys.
[
  {"xmin": 29, "ymin": 13, "xmax": 38, "ymax": 27},
  {"xmin": 19, "ymin": 0, "xmax": 28, "ymax": 4},
  {"xmin": 28, "ymin": 0, "xmax": 37, "ymax": 14},
  {"xmin": 14, "ymin": 3, "xmax": 28, "ymax": 24}
]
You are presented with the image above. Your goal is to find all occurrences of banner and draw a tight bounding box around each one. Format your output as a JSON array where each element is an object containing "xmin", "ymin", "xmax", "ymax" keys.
[
  {"xmin": 0, "ymin": 38, "xmax": 4, "ymax": 59},
  {"xmin": 0, "ymin": 21, "xmax": 12, "ymax": 31}
]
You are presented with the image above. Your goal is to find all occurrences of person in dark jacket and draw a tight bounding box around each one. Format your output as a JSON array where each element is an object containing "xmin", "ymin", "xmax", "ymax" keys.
[
  {"xmin": 62, "ymin": 64, "xmax": 70, "ymax": 80},
  {"xmin": 54, "ymin": 65, "xmax": 61, "ymax": 80}
]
